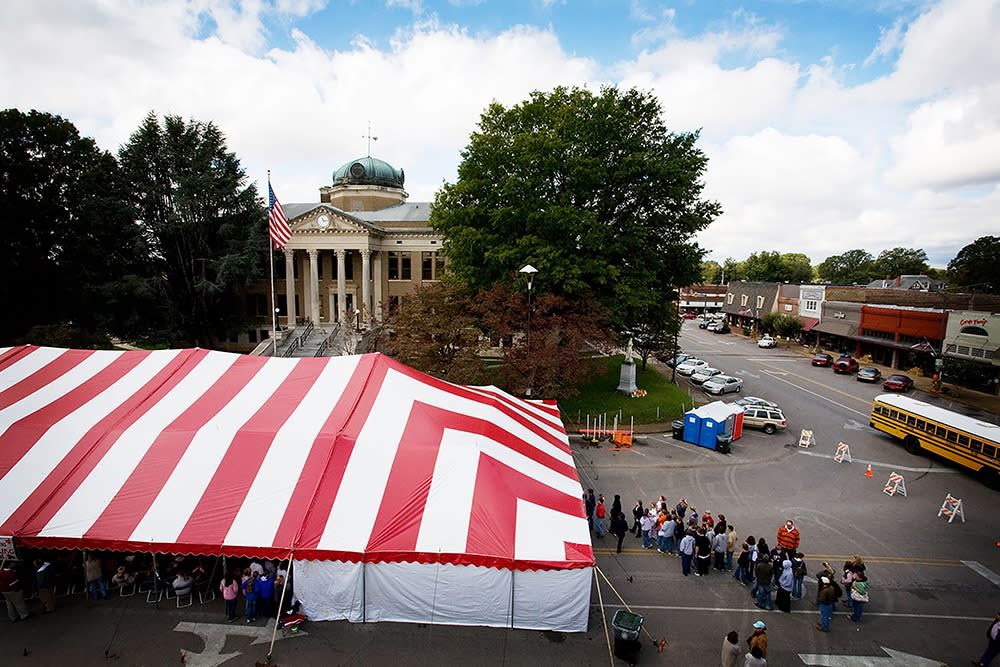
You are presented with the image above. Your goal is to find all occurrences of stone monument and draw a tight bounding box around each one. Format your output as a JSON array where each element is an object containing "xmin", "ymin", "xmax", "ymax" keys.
[{"xmin": 616, "ymin": 338, "xmax": 638, "ymax": 395}]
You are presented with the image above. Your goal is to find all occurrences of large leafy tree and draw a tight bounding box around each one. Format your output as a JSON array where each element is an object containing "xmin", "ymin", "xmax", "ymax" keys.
[
  {"xmin": 431, "ymin": 86, "xmax": 719, "ymax": 334},
  {"xmin": 740, "ymin": 251, "xmax": 812, "ymax": 283},
  {"xmin": 947, "ymin": 236, "xmax": 999, "ymax": 294},
  {"xmin": 872, "ymin": 247, "xmax": 929, "ymax": 279},
  {"xmin": 817, "ymin": 249, "xmax": 875, "ymax": 285},
  {"xmin": 0, "ymin": 109, "xmax": 143, "ymax": 344},
  {"xmin": 117, "ymin": 113, "xmax": 265, "ymax": 346}
]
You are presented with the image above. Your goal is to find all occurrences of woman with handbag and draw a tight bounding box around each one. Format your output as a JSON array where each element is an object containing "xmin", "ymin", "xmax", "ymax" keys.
[{"xmin": 849, "ymin": 573, "xmax": 870, "ymax": 622}]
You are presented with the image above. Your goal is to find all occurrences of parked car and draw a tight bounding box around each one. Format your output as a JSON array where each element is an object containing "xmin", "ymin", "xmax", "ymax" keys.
[
  {"xmin": 883, "ymin": 374, "xmax": 914, "ymax": 392},
  {"xmin": 712, "ymin": 323, "xmax": 731, "ymax": 334},
  {"xmin": 690, "ymin": 367, "xmax": 723, "ymax": 385},
  {"xmin": 741, "ymin": 406, "xmax": 787, "ymax": 434},
  {"xmin": 832, "ymin": 356, "xmax": 860, "ymax": 374},
  {"xmin": 856, "ymin": 367, "xmax": 882, "ymax": 383},
  {"xmin": 734, "ymin": 396, "xmax": 779, "ymax": 409},
  {"xmin": 682, "ymin": 312, "xmax": 698, "ymax": 319},
  {"xmin": 698, "ymin": 320, "xmax": 710, "ymax": 329},
  {"xmin": 676, "ymin": 358, "xmax": 708, "ymax": 376},
  {"xmin": 811, "ymin": 353, "xmax": 834, "ymax": 367},
  {"xmin": 703, "ymin": 375, "xmax": 743, "ymax": 395},
  {"xmin": 757, "ymin": 335, "xmax": 776, "ymax": 348},
  {"xmin": 664, "ymin": 353, "xmax": 691, "ymax": 368},
  {"xmin": 706, "ymin": 322, "xmax": 720, "ymax": 331}
]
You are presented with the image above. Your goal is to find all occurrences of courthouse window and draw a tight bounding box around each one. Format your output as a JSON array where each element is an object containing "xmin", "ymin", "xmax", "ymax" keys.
[
  {"xmin": 422, "ymin": 252, "xmax": 433, "ymax": 280},
  {"xmin": 388, "ymin": 252, "xmax": 411, "ymax": 280}
]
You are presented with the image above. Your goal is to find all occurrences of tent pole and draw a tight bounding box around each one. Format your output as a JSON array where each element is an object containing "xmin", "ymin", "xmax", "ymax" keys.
[
  {"xmin": 509, "ymin": 567, "xmax": 515, "ymax": 629},
  {"xmin": 362, "ymin": 561, "xmax": 366, "ymax": 623},
  {"xmin": 266, "ymin": 551, "xmax": 294, "ymax": 663}
]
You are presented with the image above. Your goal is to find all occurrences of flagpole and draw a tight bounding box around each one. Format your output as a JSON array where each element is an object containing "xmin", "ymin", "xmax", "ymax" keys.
[{"xmin": 268, "ymin": 170, "xmax": 279, "ymax": 357}]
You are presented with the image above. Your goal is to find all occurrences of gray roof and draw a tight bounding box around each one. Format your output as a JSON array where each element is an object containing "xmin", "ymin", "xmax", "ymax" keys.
[
  {"xmin": 355, "ymin": 202, "xmax": 431, "ymax": 223},
  {"xmin": 283, "ymin": 203, "xmax": 321, "ymax": 220}
]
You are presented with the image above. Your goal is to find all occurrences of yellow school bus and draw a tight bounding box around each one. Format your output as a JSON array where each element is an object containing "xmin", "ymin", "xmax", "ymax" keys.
[{"xmin": 870, "ymin": 393, "xmax": 1000, "ymax": 487}]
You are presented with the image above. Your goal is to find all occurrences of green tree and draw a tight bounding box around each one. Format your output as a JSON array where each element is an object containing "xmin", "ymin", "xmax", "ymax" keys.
[
  {"xmin": 872, "ymin": 247, "xmax": 930, "ymax": 279},
  {"xmin": 742, "ymin": 251, "xmax": 783, "ymax": 281},
  {"xmin": 780, "ymin": 253, "xmax": 814, "ymax": 283},
  {"xmin": 117, "ymin": 113, "xmax": 265, "ymax": 346},
  {"xmin": 700, "ymin": 260, "xmax": 722, "ymax": 284},
  {"xmin": 947, "ymin": 236, "xmax": 999, "ymax": 295},
  {"xmin": 431, "ymin": 85, "xmax": 719, "ymax": 336},
  {"xmin": 817, "ymin": 249, "xmax": 875, "ymax": 285},
  {"xmin": 628, "ymin": 299, "xmax": 680, "ymax": 370},
  {"xmin": 721, "ymin": 257, "xmax": 744, "ymax": 283},
  {"xmin": 0, "ymin": 109, "xmax": 142, "ymax": 344}
]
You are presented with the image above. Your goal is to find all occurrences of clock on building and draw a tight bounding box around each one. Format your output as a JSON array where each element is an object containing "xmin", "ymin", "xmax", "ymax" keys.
[{"xmin": 317, "ymin": 214, "xmax": 331, "ymax": 229}]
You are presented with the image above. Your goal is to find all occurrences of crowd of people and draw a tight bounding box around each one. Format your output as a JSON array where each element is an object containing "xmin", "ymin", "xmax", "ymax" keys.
[{"xmin": 583, "ymin": 488, "xmax": 877, "ymax": 660}]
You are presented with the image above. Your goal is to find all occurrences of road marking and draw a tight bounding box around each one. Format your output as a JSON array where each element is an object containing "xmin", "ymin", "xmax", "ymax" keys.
[
  {"xmin": 588, "ymin": 603, "xmax": 988, "ymax": 622},
  {"xmin": 796, "ymin": 449, "xmax": 960, "ymax": 473},
  {"xmin": 174, "ymin": 619, "xmax": 305, "ymax": 667},
  {"xmin": 756, "ymin": 371, "xmax": 870, "ymax": 417},
  {"xmin": 843, "ymin": 419, "xmax": 869, "ymax": 431},
  {"xmin": 763, "ymin": 369, "xmax": 788, "ymax": 376},
  {"xmin": 962, "ymin": 560, "xmax": 1000, "ymax": 587},
  {"xmin": 798, "ymin": 646, "xmax": 946, "ymax": 666}
]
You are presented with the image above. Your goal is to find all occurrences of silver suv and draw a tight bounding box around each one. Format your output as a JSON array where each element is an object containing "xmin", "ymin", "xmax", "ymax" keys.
[{"xmin": 742, "ymin": 406, "xmax": 787, "ymax": 434}]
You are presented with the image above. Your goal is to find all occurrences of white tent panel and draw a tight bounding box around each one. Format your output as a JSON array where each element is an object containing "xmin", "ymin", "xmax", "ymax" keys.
[
  {"xmin": 512, "ymin": 567, "xmax": 592, "ymax": 632},
  {"xmin": 295, "ymin": 559, "xmax": 365, "ymax": 622},
  {"xmin": 364, "ymin": 562, "xmax": 513, "ymax": 627}
]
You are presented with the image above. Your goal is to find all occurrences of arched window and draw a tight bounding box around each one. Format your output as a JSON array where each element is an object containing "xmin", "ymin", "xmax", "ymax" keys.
[{"xmin": 959, "ymin": 326, "xmax": 988, "ymax": 336}]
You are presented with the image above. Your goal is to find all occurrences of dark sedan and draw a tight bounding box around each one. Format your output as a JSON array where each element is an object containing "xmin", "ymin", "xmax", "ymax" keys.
[
  {"xmin": 856, "ymin": 367, "xmax": 882, "ymax": 383},
  {"xmin": 883, "ymin": 374, "xmax": 914, "ymax": 392},
  {"xmin": 811, "ymin": 353, "xmax": 834, "ymax": 367}
]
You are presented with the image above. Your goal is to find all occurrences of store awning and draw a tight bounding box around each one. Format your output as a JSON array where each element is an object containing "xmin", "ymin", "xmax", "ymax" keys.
[{"xmin": 801, "ymin": 317, "xmax": 819, "ymax": 332}]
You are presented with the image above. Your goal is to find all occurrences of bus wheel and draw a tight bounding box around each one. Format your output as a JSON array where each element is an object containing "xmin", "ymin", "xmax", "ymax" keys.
[
  {"xmin": 903, "ymin": 435, "xmax": 922, "ymax": 455},
  {"xmin": 978, "ymin": 467, "xmax": 1000, "ymax": 490}
]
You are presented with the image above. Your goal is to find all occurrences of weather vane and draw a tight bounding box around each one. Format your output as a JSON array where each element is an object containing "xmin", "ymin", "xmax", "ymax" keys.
[{"xmin": 363, "ymin": 121, "xmax": 378, "ymax": 156}]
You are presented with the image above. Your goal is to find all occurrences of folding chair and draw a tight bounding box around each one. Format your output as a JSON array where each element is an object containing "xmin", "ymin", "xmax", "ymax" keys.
[
  {"xmin": 118, "ymin": 580, "xmax": 137, "ymax": 597},
  {"xmin": 198, "ymin": 582, "xmax": 216, "ymax": 605},
  {"xmin": 176, "ymin": 591, "xmax": 193, "ymax": 608}
]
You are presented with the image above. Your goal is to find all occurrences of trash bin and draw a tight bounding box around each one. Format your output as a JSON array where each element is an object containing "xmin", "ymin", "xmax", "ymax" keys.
[
  {"xmin": 716, "ymin": 433, "xmax": 732, "ymax": 454},
  {"xmin": 671, "ymin": 420, "xmax": 684, "ymax": 441},
  {"xmin": 612, "ymin": 609, "xmax": 644, "ymax": 665}
]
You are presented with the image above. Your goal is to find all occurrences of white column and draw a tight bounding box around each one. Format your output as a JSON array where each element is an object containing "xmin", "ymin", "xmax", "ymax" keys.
[
  {"xmin": 308, "ymin": 249, "xmax": 320, "ymax": 324},
  {"xmin": 360, "ymin": 248, "xmax": 372, "ymax": 326},
  {"xmin": 284, "ymin": 250, "xmax": 296, "ymax": 327},
  {"xmin": 373, "ymin": 251, "xmax": 383, "ymax": 321},
  {"xmin": 336, "ymin": 249, "xmax": 347, "ymax": 324}
]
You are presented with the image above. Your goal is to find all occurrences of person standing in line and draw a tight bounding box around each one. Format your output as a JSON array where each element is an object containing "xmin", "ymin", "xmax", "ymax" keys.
[
  {"xmin": 816, "ymin": 576, "xmax": 836, "ymax": 632},
  {"xmin": 744, "ymin": 645, "xmax": 767, "ymax": 667},
  {"xmin": 84, "ymin": 552, "xmax": 108, "ymax": 600},
  {"xmin": 840, "ymin": 560, "xmax": 858, "ymax": 610},
  {"xmin": 754, "ymin": 555, "xmax": 774, "ymax": 610},
  {"xmin": 33, "ymin": 560, "xmax": 55, "ymax": 613},
  {"xmin": 594, "ymin": 495, "xmax": 607, "ymax": 538},
  {"xmin": 734, "ymin": 543, "xmax": 751, "ymax": 585},
  {"xmin": 220, "ymin": 572, "xmax": 240, "ymax": 622},
  {"xmin": 687, "ymin": 506, "xmax": 700, "ymax": 530},
  {"xmin": 658, "ymin": 512, "xmax": 676, "ymax": 554},
  {"xmin": 745, "ymin": 536, "xmax": 758, "ymax": 587},
  {"xmin": 243, "ymin": 572, "xmax": 259, "ymax": 623},
  {"xmin": 679, "ymin": 530, "xmax": 696, "ymax": 576},
  {"xmin": 973, "ymin": 611, "xmax": 1000, "ymax": 666},
  {"xmin": 791, "ymin": 552, "xmax": 806, "ymax": 600},
  {"xmin": 715, "ymin": 513, "xmax": 728, "ymax": 536},
  {"xmin": 815, "ymin": 561, "xmax": 835, "ymax": 605},
  {"xmin": 725, "ymin": 525, "xmax": 738, "ymax": 572},
  {"xmin": 610, "ymin": 494, "xmax": 622, "ymax": 519},
  {"xmin": 721, "ymin": 630, "xmax": 741, "ymax": 667},
  {"xmin": 0, "ymin": 563, "xmax": 29, "ymax": 622},
  {"xmin": 776, "ymin": 559, "xmax": 794, "ymax": 613},
  {"xmin": 713, "ymin": 528, "xmax": 727, "ymax": 571},
  {"xmin": 631, "ymin": 499, "xmax": 645, "ymax": 536},
  {"xmin": 610, "ymin": 511, "xmax": 629, "ymax": 554},
  {"xmin": 849, "ymin": 573, "xmax": 869, "ymax": 623},
  {"xmin": 747, "ymin": 620, "xmax": 768, "ymax": 659},
  {"xmin": 640, "ymin": 510, "xmax": 655, "ymax": 549},
  {"xmin": 694, "ymin": 528, "xmax": 712, "ymax": 576},
  {"xmin": 675, "ymin": 497, "xmax": 687, "ymax": 518},
  {"xmin": 585, "ymin": 490, "xmax": 596, "ymax": 531},
  {"xmin": 256, "ymin": 570, "xmax": 274, "ymax": 618}
]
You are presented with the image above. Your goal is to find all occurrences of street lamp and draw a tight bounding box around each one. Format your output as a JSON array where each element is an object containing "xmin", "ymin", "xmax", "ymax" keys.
[
  {"xmin": 355, "ymin": 308, "xmax": 361, "ymax": 333},
  {"xmin": 519, "ymin": 265, "xmax": 538, "ymax": 397}
]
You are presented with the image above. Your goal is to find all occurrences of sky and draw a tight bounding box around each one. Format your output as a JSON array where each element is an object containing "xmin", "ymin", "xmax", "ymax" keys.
[{"xmin": 2, "ymin": 0, "xmax": 998, "ymax": 268}]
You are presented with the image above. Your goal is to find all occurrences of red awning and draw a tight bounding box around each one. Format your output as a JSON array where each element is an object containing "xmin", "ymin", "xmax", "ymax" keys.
[{"xmin": 801, "ymin": 317, "xmax": 819, "ymax": 332}]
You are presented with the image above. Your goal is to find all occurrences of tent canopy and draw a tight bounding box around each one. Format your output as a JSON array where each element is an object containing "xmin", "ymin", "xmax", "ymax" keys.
[{"xmin": 0, "ymin": 346, "xmax": 593, "ymax": 571}]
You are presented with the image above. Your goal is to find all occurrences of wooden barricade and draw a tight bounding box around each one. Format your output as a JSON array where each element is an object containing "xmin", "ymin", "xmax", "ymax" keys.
[
  {"xmin": 833, "ymin": 442, "xmax": 852, "ymax": 464},
  {"xmin": 883, "ymin": 472, "xmax": 907, "ymax": 497},
  {"xmin": 798, "ymin": 429, "xmax": 815, "ymax": 449},
  {"xmin": 936, "ymin": 493, "xmax": 965, "ymax": 523}
]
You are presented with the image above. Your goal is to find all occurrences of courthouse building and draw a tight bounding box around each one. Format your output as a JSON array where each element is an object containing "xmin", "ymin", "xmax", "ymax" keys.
[{"xmin": 243, "ymin": 155, "xmax": 444, "ymax": 346}]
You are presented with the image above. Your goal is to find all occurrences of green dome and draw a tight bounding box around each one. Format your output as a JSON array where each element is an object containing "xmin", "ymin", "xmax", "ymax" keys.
[{"xmin": 332, "ymin": 156, "xmax": 405, "ymax": 188}]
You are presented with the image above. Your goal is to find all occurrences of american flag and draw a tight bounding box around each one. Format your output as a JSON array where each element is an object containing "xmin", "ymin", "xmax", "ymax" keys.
[{"xmin": 268, "ymin": 182, "xmax": 292, "ymax": 249}]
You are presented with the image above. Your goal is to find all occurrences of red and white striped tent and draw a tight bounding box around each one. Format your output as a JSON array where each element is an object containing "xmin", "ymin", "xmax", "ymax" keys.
[{"xmin": 0, "ymin": 346, "xmax": 593, "ymax": 631}]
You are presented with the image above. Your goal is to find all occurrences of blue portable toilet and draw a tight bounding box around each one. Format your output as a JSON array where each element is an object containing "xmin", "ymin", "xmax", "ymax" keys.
[
  {"xmin": 683, "ymin": 410, "xmax": 702, "ymax": 446},
  {"xmin": 682, "ymin": 402, "xmax": 744, "ymax": 450}
]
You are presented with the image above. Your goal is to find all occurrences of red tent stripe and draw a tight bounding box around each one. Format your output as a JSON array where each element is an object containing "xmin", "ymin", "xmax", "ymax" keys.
[
  {"xmin": 0, "ymin": 348, "xmax": 80, "ymax": 410},
  {"xmin": 175, "ymin": 358, "xmax": 318, "ymax": 546},
  {"xmin": 0, "ymin": 351, "xmax": 149, "ymax": 482},
  {"xmin": 85, "ymin": 355, "xmax": 268, "ymax": 541},
  {"xmin": 5, "ymin": 350, "xmax": 202, "ymax": 536},
  {"xmin": 290, "ymin": 356, "xmax": 385, "ymax": 550}
]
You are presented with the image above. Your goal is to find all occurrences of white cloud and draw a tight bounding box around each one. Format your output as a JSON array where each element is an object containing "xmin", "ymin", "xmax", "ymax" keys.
[{"xmin": 863, "ymin": 15, "xmax": 907, "ymax": 67}]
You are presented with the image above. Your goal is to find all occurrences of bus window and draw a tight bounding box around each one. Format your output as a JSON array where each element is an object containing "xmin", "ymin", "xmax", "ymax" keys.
[
  {"xmin": 958, "ymin": 435, "xmax": 969, "ymax": 446},
  {"xmin": 985, "ymin": 445, "xmax": 997, "ymax": 458},
  {"xmin": 947, "ymin": 431, "xmax": 958, "ymax": 443},
  {"xmin": 936, "ymin": 426, "xmax": 947, "ymax": 438},
  {"xmin": 971, "ymin": 440, "xmax": 982, "ymax": 452},
  {"xmin": 890, "ymin": 410, "xmax": 898, "ymax": 420},
  {"xmin": 907, "ymin": 415, "xmax": 916, "ymax": 426}
]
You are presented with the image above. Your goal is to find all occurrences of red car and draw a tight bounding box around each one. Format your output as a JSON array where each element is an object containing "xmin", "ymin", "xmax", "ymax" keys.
[
  {"xmin": 682, "ymin": 312, "xmax": 698, "ymax": 319},
  {"xmin": 883, "ymin": 374, "xmax": 914, "ymax": 392},
  {"xmin": 811, "ymin": 353, "xmax": 834, "ymax": 367},
  {"xmin": 832, "ymin": 357, "xmax": 859, "ymax": 374}
]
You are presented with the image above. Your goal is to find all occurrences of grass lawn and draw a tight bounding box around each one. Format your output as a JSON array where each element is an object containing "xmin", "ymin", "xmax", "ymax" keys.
[{"xmin": 558, "ymin": 355, "xmax": 698, "ymax": 429}]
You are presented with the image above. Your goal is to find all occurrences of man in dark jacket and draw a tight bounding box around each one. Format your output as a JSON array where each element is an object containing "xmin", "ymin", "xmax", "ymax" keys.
[
  {"xmin": 754, "ymin": 556, "xmax": 773, "ymax": 610},
  {"xmin": 585, "ymin": 490, "xmax": 596, "ymax": 531},
  {"xmin": 0, "ymin": 563, "xmax": 29, "ymax": 622}
]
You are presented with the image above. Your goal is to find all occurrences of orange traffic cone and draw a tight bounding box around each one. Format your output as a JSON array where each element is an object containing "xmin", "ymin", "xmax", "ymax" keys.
[{"xmin": 865, "ymin": 464, "xmax": 873, "ymax": 478}]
